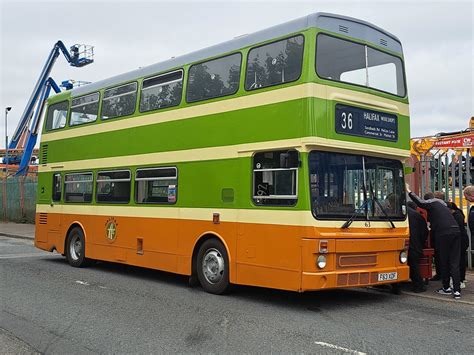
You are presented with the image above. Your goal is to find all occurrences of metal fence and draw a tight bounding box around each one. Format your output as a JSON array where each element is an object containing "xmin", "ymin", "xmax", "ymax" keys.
[
  {"xmin": 0, "ymin": 175, "xmax": 37, "ymax": 223},
  {"xmin": 407, "ymin": 151, "xmax": 474, "ymax": 269}
]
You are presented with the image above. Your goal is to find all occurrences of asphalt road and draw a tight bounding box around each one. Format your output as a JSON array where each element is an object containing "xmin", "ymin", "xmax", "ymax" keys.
[{"xmin": 1, "ymin": 235, "xmax": 473, "ymax": 354}]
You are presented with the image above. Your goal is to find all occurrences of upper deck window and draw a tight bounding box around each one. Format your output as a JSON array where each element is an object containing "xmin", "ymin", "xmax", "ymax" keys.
[
  {"xmin": 245, "ymin": 35, "xmax": 304, "ymax": 91},
  {"xmin": 186, "ymin": 53, "xmax": 241, "ymax": 103},
  {"xmin": 70, "ymin": 92, "xmax": 100, "ymax": 126},
  {"xmin": 45, "ymin": 101, "xmax": 68, "ymax": 131},
  {"xmin": 316, "ymin": 34, "xmax": 406, "ymax": 97},
  {"xmin": 140, "ymin": 70, "xmax": 183, "ymax": 112},
  {"xmin": 101, "ymin": 82, "xmax": 137, "ymax": 119}
]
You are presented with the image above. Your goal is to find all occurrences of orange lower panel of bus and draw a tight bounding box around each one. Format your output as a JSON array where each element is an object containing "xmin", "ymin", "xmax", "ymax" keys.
[{"xmin": 34, "ymin": 211, "xmax": 409, "ymax": 292}]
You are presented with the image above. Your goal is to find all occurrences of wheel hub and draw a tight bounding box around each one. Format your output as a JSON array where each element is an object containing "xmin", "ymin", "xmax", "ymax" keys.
[
  {"xmin": 69, "ymin": 234, "xmax": 82, "ymax": 261},
  {"xmin": 202, "ymin": 248, "xmax": 224, "ymax": 284}
]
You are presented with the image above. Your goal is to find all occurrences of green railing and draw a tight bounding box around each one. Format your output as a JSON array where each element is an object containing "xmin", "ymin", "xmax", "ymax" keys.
[{"xmin": 0, "ymin": 175, "xmax": 37, "ymax": 223}]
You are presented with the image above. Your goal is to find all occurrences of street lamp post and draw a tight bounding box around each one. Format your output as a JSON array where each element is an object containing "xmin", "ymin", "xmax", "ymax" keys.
[{"xmin": 5, "ymin": 107, "xmax": 12, "ymax": 175}]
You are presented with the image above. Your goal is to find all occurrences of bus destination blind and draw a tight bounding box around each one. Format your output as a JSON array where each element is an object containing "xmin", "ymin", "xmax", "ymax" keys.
[{"xmin": 335, "ymin": 104, "xmax": 398, "ymax": 142}]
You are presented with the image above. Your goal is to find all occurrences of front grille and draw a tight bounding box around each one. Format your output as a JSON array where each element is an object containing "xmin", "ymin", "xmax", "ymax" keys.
[
  {"xmin": 337, "ymin": 254, "xmax": 377, "ymax": 268},
  {"xmin": 337, "ymin": 272, "xmax": 378, "ymax": 286}
]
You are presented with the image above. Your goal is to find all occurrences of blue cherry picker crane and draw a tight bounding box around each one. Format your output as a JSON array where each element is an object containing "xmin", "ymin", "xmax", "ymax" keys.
[{"xmin": 3, "ymin": 41, "xmax": 93, "ymax": 175}]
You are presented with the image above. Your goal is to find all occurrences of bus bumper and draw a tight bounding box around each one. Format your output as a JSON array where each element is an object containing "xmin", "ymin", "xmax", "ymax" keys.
[{"xmin": 301, "ymin": 265, "xmax": 410, "ymax": 291}]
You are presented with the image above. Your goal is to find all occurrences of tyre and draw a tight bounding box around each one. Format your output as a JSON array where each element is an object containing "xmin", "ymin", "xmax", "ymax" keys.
[
  {"xmin": 65, "ymin": 227, "xmax": 90, "ymax": 267},
  {"xmin": 196, "ymin": 239, "xmax": 230, "ymax": 295},
  {"xmin": 391, "ymin": 283, "xmax": 401, "ymax": 295}
]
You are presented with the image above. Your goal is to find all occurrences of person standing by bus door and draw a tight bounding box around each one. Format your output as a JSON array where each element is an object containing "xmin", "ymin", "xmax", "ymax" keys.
[
  {"xmin": 407, "ymin": 201, "xmax": 428, "ymax": 292},
  {"xmin": 463, "ymin": 186, "xmax": 474, "ymax": 287},
  {"xmin": 464, "ymin": 186, "xmax": 474, "ymax": 235},
  {"xmin": 407, "ymin": 187, "xmax": 462, "ymax": 299},
  {"xmin": 429, "ymin": 190, "xmax": 446, "ymax": 281},
  {"xmin": 446, "ymin": 202, "xmax": 469, "ymax": 289}
]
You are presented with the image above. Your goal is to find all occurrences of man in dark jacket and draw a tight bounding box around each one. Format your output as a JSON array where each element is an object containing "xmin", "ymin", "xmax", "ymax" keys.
[
  {"xmin": 428, "ymin": 192, "xmax": 443, "ymax": 280},
  {"xmin": 407, "ymin": 187, "xmax": 461, "ymax": 299},
  {"xmin": 463, "ymin": 186, "xmax": 474, "ymax": 285},
  {"xmin": 407, "ymin": 201, "xmax": 428, "ymax": 292},
  {"xmin": 464, "ymin": 185, "xmax": 474, "ymax": 237},
  {"xmin": 446, "ymin": 202, "xmax": 469, "ymax": 288}
]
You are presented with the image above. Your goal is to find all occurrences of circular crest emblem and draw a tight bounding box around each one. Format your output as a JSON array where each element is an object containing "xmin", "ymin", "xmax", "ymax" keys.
[{"xmin": 105, "ymin": 219, "xmax": 117, "ymax": 242}]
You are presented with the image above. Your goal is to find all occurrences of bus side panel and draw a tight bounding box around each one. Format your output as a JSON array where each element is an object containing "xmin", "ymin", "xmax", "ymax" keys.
[
  {"xmin": 236, "ymin": 223, "xmax": 305, "ymax": 291},
  {"xmin": 59, "ymin": 213, "xmax": 180, "ymax": 273},
  {"xmin": 177, "ymin": 218, "xmax": 238, "ymax": 282}
]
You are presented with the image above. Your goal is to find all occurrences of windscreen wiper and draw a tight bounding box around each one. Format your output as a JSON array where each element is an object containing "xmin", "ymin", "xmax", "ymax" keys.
[
  {"xmin": 342, "ymin": 157, "xmax": 370, "ymax": 229},
  {"xmin": 368, "ymin": 181, "xmax": 396, "ymax": 229},
  {"xmin": 341, "ymin": 199, "xmax": 369, "ymax": 229}
]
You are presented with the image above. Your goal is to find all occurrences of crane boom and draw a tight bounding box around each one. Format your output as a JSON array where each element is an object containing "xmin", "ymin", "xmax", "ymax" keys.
[{"xmin": 4, "ymin": 41, "xmax": 93, "ymax": 175}]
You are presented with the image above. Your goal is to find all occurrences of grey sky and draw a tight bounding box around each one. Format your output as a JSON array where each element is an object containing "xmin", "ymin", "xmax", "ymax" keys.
[{"xmin": 0, "ymin": 0, "xmax": 473, "ymax": 147}]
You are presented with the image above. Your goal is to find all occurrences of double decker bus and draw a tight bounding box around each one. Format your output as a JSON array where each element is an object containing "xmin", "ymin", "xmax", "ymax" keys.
[{"xmin": 35, "ymin": 13, "xmax": 410, "ymax": 294}]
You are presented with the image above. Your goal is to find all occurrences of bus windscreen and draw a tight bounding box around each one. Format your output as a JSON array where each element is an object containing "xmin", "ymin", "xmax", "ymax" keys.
[{"xmin": 309, "ymin": 151, "xmax": 406, "ymax": 220}]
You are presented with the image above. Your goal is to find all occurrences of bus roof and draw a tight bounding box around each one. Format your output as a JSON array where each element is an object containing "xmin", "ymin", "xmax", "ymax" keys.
[{"xmin": 71, "ymin": 12, "xmax": 402, "ymax": 97}]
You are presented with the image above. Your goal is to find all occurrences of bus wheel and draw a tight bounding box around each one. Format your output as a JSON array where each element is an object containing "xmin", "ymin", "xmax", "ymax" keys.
[
  {"xmin": 391, "ymin": 283, "xmax": 401, "ymax": 295},
  {"xmin": 65, "ymin": 227, "xmax": 89, "ymax": 268},
  {"xmin": 196, "ymin": 239, "xmax": 230, "ymax": 295}
]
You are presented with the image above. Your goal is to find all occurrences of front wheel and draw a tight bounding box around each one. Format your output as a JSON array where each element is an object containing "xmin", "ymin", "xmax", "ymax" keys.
[
  {"xmin": 391, "ymin": 283, "xmax": 401, "ymax": 295},
  {"xmin": 65, "ymin": 227, "xmax": 90, "ymax": 267},
  {"xmin": 196, "ymin": 239, "xmax": 230, "ymax": 295}
]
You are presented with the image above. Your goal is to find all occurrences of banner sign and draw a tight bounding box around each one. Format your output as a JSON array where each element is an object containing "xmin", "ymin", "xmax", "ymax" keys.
[{"xmin": 432, "ymin": 134, "xmax": 474, "ymax": 149}]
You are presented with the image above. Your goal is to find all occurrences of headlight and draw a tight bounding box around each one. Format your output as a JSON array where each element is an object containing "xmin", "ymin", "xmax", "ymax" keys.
[
  {"xmin": 317, "ymin": 255, "xmax": 327, "ymax": 269},
  {"xmin": 399, "ymin": 250, "xmax": 408, "ymax": 263}
]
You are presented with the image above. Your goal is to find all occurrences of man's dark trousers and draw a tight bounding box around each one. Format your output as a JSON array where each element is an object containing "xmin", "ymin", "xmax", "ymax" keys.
[
  {"xmin": 432, "ymin": 232, "xmax": 441, "ymax": 277},
  {"xmin": 437, "ymin": 232, "xmax": 461, "ymax": 292},
  {"xmin": 408, "ymin": 252, "xmax": 423, "ymax": 290}
]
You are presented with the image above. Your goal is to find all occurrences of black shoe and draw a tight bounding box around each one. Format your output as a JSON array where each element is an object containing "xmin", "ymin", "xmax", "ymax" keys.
[
  {"xmin": 430, "ymin": 275, "xmax": 441, "ymax": 281},
  {"xmin": 413, "ymin": 286, "xmax": 427, "ymax": 293}
]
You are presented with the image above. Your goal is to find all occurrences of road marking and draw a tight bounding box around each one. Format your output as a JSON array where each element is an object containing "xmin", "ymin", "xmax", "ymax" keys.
[
  {"xmin": 0, "ymin": 253, "xmax": 46, "ymax": 259},
  {"xmin": 314, "ymin": 341, "xmax": 367, "ymax": 355},
  {"xmin": 75, "ymin": 280, "xmax": 90, "ymax": 286}
]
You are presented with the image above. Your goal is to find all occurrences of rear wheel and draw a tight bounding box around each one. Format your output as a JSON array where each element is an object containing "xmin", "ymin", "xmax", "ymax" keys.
[
  {"xmin": 65, "ymin": 227, "xmax": 89, "ymax": 267},
  {"xmin": 196, "ymin": 239, "xmax": 230, "ymax": 295}
]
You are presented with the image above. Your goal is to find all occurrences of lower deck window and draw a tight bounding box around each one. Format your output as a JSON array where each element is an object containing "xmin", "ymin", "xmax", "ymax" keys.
[
  {"xmin": 96, "ymin": 170, "xmax": 131, "ymax": 203},
  {"xmin": 253, "ymin": 150, "xmax": 299, "ymax": 206},
  {"xmin": 135, "ymin": 167, "xmax": 177, "ymax": 204},
  {"xmin": 64, "ymin": 173, "xmax": 93, "ymax": 203}
]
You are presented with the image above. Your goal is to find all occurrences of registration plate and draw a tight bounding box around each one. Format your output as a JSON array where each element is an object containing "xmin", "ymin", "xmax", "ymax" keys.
[{"xmin": 378, "ymin": 272, "xmax": 398, "ymax": 282}]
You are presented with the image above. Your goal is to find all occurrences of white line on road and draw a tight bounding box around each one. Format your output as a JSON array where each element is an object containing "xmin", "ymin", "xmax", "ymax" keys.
[
  {"xmin": 314, "ymin": 341, "xmax": 367, "ymax": 355},
  {"xmin": 0, "ymin": 253, "xmax": 47, "ymax": 259},
  {"xmin": 75, "ymin": 280, "xmax": 90, "ymax": 286}
]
